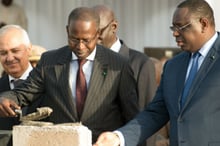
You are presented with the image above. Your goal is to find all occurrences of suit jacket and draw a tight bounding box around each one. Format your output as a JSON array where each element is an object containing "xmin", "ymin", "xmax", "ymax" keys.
[
  {"xmin": 119, "ymin": 40, "xmax": 157, "ymax": 110},
  {"xmin": 119, "ymin": 41, "xmax": 156, "ymax": 146},
  {"xmin": 0, "ymin": 45, "xmax": 139, "ymax": 143},
  {"xmin": 119, "ymin": 33, "xmax": 220, "ymax": 146},
  {"xmin": 0, "ymin": 75, "xmax": 43, "ymax": 130},
  {"xmin": 0, "ymin": 76, "xmax": 19, "ymax": 146},
  {"xmin": 0, "ymin": 75, "xmax": 20, "ymax": 130}
]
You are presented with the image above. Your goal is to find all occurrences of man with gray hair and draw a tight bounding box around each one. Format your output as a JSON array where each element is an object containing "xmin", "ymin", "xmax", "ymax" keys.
[{"xmin": 0, "ymin": 25, "xmax": 33, "ymax": 146}]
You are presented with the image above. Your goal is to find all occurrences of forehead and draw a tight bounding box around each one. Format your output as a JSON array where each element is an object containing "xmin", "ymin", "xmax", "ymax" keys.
[
  {"xmin": 0, "ymin": 30, "xmax": 25, "ymax": 50},
  {"xmin": 68, "ymin": 20, "xmax": 98, "ymax": 39},
  {"xmin": 99, "ymin": 16, "xmax": 110, "ymax": 28},
  {"xmin": 68, "ymin": 20, "xmax": 97, "ymax": 33},
  {"xmin": 98, "ymin": 10, "xmax": 113, "ymax": 27},
  {"xmin": 172, "ymin": 8, "xmax": 191, "ymax": 24}
]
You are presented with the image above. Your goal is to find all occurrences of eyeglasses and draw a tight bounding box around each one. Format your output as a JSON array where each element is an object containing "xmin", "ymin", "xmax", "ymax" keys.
[
  {"xmin": 169, "ymin": 21, "xmax": 192, "ymax": 33},
  {"xmin": 100, "ymin": 19, "xmax": 114, "ymax": 34},
  {"xmin": 68, "ymin": 31, "xmax": 98, "ymax": 46}
]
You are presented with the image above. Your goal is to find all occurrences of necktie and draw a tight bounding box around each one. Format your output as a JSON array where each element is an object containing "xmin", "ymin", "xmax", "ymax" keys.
[
  {"xmin": 181, "ymin": 52, "xmax": 201, "ymax": 108},
  {"xmin": 76, "ymin": 59, "xmax": 87, "ymax": 118},
  {"xmin": 12, "ymin": 79, "xmax": 24, "ymax": 88}
]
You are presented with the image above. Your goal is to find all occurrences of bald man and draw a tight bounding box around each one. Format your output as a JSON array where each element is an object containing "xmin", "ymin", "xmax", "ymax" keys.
[
  {"xmin": 93, "ymin": 6, "xmax": 157, "ymax": 146},
  {"xmin": 93, "ymin": 5, "xmax": 157, "ymax": 111}
]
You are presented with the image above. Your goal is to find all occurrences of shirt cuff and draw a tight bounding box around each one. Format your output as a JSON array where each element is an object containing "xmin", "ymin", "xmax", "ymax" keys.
[{"xmin": 113, "ymin": 130, "xmax": 125, "ymax": 146}]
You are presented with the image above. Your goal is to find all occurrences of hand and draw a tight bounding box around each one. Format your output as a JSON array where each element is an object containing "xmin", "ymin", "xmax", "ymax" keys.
[
  {"xmin": 0, "ymin": 97, "xmax": 20, "ymax": 117},
  {"xmin": 93, "ymin": 132, "xmax": 120, "ymax": 146}
]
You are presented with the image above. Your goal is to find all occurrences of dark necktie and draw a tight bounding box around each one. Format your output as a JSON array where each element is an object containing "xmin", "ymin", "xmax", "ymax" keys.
[
  {"xmin": 12, "ymin": 79, "xmax": 25, "ymax": 88},
  {"xmin": 181, "ymin": 52, "xmax": 201, "ymax": 108},
  {"xmin": 76, "ymin": 59, "xmax": 87, "ymax": 118}
]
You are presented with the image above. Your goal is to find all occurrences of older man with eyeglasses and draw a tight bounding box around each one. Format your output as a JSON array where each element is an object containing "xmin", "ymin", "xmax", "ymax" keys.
[{"xmin": 94, "ymin": 1, "xmax": 220, "ymax": 146}]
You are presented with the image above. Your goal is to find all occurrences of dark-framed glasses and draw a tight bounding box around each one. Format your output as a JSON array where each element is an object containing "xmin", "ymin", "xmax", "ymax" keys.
[
  {"xmin": 68, "ymin": 31, "xmax": 98, "ymax": 46},
  {"xmin": 169, "ymin": 21, "xmax": 192, "ymax": 33},
  {"xmin": 100, "ymin": 19, "xmax": 114, "ymax": 34}
]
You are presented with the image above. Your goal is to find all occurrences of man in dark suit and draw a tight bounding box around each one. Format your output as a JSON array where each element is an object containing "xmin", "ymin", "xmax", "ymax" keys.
[
  {"xmin": 93, "ymin": 5, "xmax": 157, "ymax": 111},
  {"xmin": 93, "ymin": 5, "xmax": 157, "ymax": 146},
  {"xmin": 93, "ymin": 5, "xmax": 156, "ymax": 110},
  {"xmin": 0, "ymin": 25, "xmax": 33, "ymax": 146},
  {"xmin": 93, "ymin": 1, "xmax": 220, "ymax": 146},
  {"xmin": 0, "ymin": 7, "xmax": 139, "ymax": 143}
]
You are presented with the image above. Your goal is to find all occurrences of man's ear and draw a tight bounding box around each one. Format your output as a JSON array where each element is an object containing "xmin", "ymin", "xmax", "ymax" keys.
[
  {"xmin": 111, "ymin": 20, "xmax": 118, "ymax": 33},
  {"xmin": 66, "ymin": 25, "xmax": 69, "ymax": 35},
  {"xmin": 200, "ymin": 18, "xmax": 209, "ymax": 33}
]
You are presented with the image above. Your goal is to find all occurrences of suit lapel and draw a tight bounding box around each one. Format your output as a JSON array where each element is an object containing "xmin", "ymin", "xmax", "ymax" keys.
[
  {"xmin": 81, "ymin": 46, "xmax": 109, "ymax": 120},
  {"xmin": 54, "ymin": 46, "xmax": 78, "ymax": 120},
  {"xmin": 119, "ymin": 40, "xmax": 129, "ymax": 57},
  {"xmin": 182, "ymin": 35, "xmax": 220, "ymax": 111},
  {"xmin": 55, "ymin": 46, "xmax": 72, "ymax": 80},
  {"xmin": 176, "ymin": 52, "xmax": 191, "ymax": 111}
]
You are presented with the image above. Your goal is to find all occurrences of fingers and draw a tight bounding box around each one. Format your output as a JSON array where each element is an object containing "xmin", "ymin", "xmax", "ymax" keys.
[
  {"xmin": 93, "ymin": 132, "xmax": 120, "ymax": 146},
  {"xmin": 0, "ymin": 98, "xmax": 20, "ymax": 117},
  {"xmin": 93, "ymin": 133, "xmax": 106, "ymax": 146}
]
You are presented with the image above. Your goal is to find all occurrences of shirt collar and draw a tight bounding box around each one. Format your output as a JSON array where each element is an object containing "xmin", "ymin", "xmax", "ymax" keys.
[
  {"xmin": 9, "ymin": 63, "xmax": 33, "ymax": 82},
  {"xmin": 71, "ymin": 46, "xmax": 96, "ymax": 61},
  {"xmin": 198, "ymin": 32, "xmax": 218, "ymax": 58},
  {"xmin": 110, "ymin": 37, "xmax": 121, "ymax": 53}
]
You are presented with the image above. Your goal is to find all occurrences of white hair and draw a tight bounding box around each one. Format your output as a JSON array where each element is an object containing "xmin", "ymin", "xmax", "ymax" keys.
[{"xmin": 0, "ymin": 25, "xmax": 31, "ymax": 46}]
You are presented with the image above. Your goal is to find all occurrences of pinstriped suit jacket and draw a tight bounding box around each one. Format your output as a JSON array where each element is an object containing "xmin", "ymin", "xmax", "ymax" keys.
[{"xmin": 0, "ymin": 44, "xmax": 139, "ymax": 142}]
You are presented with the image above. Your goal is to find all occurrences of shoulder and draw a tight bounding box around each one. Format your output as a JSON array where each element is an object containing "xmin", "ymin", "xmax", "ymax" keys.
[
  {"xmin": 0, "ymin": 75, "xmax": 9, "ymax": 91},
  {"xmin": 120, "ymin": 40, "xmax": 149, "ymax": 62},
  {"xmin": 163, "ymin": 51, "xmax": 188, "ymax": 72},
  {"xmin": 39, "ymin": 46, "xmax": 71, "ymax": 65},
  {"xmin": 42, "ymin": 46, "xmax": 70, "ymax": 58},
  {"xmin": 11, "ymin": 3, "xmax": 25, "ymax": 11},
  {"xmin": 129, "ymin": 49, "xmax": 149, "ymax": 60},
  {"xmin": 127, "ymin": 48, "xmax": 155, "ymax": 69},
  {"xmin": 0, "ymin": 75, "xmax": 8, "ymax": 82},
  {"xmin": 96, "ymin": 44, "xmax": 128, "ymax": 63},
  {"xmin": 166, "ymin": 51, "xmax": 187, "ymax": 65}
]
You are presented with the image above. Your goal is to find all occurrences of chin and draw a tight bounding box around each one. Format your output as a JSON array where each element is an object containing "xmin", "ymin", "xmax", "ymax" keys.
[{"xmin": 179, "ymin": 45, "xmax": 188, "ymax": 51}]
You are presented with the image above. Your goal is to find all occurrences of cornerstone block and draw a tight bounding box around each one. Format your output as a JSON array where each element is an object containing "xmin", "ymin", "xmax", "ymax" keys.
[{"xmin": 13, "ymin": 124, "xmax": 92, "ymax": 146}]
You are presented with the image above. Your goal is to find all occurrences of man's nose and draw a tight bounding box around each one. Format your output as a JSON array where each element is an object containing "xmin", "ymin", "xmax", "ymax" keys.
[
  {"xmin": 172, "ymin": 29, "xmax": 181, "ymax": 37},
  {"xmin": 6, "ymin": 52, "xmax": 15, "ymax": 61}
]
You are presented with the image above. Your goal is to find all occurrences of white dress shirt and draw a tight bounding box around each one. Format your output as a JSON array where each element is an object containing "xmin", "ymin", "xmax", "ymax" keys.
[
  {"xmin": 69, "ymin": 48, "xmax": 96, "ymax": 99},
  {"xmin": 110, "ymin": 37, "xmax": 121, "ymax": 53}
]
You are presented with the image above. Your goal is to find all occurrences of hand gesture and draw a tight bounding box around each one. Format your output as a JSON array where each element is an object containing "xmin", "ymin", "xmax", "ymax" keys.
[
  {"xmin": 0, "ymin": 97, "xmax": 20, "ymax": 117},
  {"xmin": 93, "ymin": 132, "xmax": 120, "ymax": 146}
]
